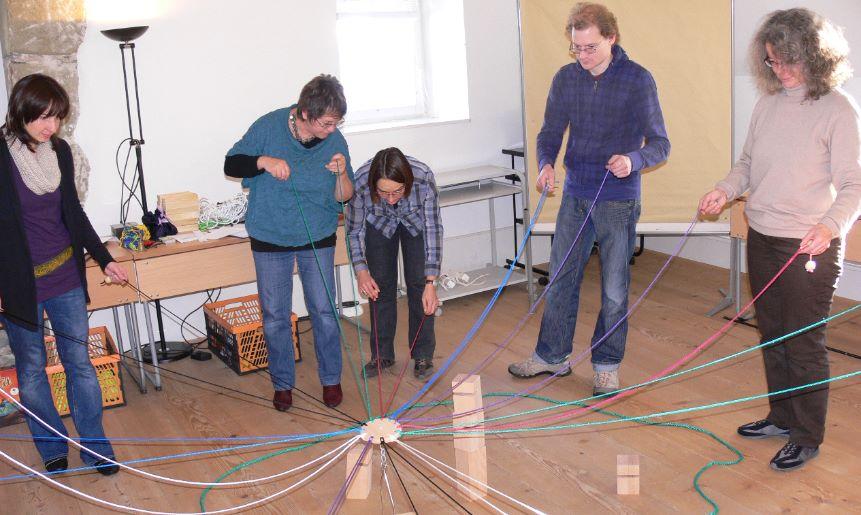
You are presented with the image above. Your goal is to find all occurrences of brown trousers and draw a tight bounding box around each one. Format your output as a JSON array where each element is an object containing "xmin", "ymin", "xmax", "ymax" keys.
[{"xmin": 747, "ymin": 228, "xmax": 842, "ymax": 447}]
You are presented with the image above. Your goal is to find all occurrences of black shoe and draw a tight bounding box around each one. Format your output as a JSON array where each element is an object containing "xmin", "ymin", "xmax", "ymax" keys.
[
  {"xmin": 769, "ymin": 442, "xmax": 819, "ymax": 471},
  {"xmin": 363, "ymin": 358, "xmax": 394, "ymax": 378},
  {"xmin": 93, "ymin": 458, "xmax": 120, "ymax": 476},
  {"xmin": 737, "ymin": 419, "xmax": 790, "ymax": 439},
  {"xmin": 44, "ymin": 456, "xmax": 68, "ymax": 473},
  {"xmin": 413, "ymin": 359, "xmax": 434, "ymax": 380}
]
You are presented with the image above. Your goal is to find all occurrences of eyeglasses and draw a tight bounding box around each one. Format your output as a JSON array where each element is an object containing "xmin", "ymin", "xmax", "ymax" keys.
[
  {"xmin": 570, "ymin": 38, "xmax": 606, "ymax": 55},
  {"xmin": 313, "ymin": 118, "xmax": 345, "ymax": 130},
  {"xmin": 377, "ymin": 186, "xmax": 405, "ymax": 199},
  {"xmin": 763, "ymin": 56, "xmax": 796, "ymax": 69}
]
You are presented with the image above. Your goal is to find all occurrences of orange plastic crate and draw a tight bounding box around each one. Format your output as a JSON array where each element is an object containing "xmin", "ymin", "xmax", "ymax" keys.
[
  {"xmin": 44, "ymin": 326, "xmax": 125, "ymax": 417},
  {"xmin": 203, "ymin": 294, "xmax": 300, "ymax": 375}
]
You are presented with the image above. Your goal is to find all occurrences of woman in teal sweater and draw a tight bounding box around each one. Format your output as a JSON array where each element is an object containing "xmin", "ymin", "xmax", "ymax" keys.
[{"xmin": 225, "ymin": 74, "xmax": 354, "ymax": 411}]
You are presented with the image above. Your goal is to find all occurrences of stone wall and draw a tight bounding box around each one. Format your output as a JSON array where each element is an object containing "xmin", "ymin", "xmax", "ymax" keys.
[{"xmin": 0, "ymin": 0, "xmax": 90, "ymax": 201}]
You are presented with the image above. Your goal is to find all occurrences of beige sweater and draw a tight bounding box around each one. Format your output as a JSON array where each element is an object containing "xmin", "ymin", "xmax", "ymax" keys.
[{"xmin": 717, "ymin": 85, "xmax": 861, "ymax": 239}]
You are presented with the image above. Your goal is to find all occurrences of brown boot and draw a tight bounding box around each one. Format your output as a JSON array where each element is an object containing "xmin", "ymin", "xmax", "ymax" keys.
[
  {"xmin": 273, "ymin": 390, "xmax": 292, "ymax": 411},
  {"xmin": 322, "ymin": 384, "xmax": 343, "ymax": 408}
]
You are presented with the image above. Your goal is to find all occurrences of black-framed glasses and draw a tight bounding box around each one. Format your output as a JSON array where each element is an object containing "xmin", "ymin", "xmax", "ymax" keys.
[
  {"xmin": 570, "ymin": 38, "xmax": 606, "ymax": 55},
  {"xmin": 377, "ymin": 185, "xmax": 405, "ymax": 199}
]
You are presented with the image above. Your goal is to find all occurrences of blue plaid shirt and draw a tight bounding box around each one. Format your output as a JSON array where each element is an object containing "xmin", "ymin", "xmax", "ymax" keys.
[
  {"xmin": 537, "ymin": 45, "xmax": 670, "ymax": 201},
  {"xmin": 346, "ymin": 156, "xmax": 443, "ymax": 277}
]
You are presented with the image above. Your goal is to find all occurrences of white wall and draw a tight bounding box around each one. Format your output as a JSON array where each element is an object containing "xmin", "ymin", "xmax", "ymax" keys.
[
  {"xmin": 69, "ymin": 0, "xmax": 526, "ymax": 341},
  {"xmin": 646, "ymin": 0, "xmax": 861, "ymax": 302}
]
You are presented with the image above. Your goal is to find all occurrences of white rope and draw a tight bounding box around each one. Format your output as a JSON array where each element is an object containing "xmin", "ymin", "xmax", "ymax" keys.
[
  {"xmin": 198, "ymin": 193, "xmax": 247, "ymax": 230},
  {"xmin": 0, "ymin": 385, "xmax": 357, "ymax": 488},
  {"xmin": 380, "ymin": 446, "xmax": 396, "ymax": 510},
  {"xmin": 0, "ymin": 437, "xmax": 357, "ymax": 515},
  {"xmin": 397, "ymin": 441, "xmax": 547, "ymax": 515}
]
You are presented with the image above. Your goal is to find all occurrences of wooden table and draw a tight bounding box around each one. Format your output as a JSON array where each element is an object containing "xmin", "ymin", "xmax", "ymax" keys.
[{"xmin": 129, "ymin": 228, "xmax": 349, "ymax": 390}]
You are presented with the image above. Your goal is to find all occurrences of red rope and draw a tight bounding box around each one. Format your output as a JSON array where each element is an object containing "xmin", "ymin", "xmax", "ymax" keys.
[{"xmin": 383, "ymin": 313, "xmax": 429, "ymax": 416}]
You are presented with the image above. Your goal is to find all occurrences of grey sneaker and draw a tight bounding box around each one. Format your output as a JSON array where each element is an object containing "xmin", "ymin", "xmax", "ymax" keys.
[
  {"xmin": 508, "ymin": 357, "xmax": 571, "ymax": 378},
  {"xmin": 593, "ymin": 370, "xmax": 620, "ymax": 396},
  {"xmin": 769, "ymin": 442, "xmax": 819, "ymax": 471},
  {"xmin": 737, "ymin": 419, "xmax": 790, "ymax": 439}
]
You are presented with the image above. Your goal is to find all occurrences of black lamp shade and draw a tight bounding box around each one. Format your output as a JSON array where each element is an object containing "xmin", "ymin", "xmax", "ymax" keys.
[{"xmin": 101, "ymin": 26, "xmax": 149, "ymax": 43}]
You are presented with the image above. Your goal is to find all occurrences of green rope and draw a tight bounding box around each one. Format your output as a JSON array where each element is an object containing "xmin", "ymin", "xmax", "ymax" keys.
[
  {"xmin": 411, "ymin": 392, "xmax": 742, "ymax": 514},
  {"xmin": 404, "ymin": 370, "xmax": 860, "ymax": 437},
  {"xmin": 288, "ymin": 177, "xmax": 373, "ymax": 419},
  {"xmin": 198, "ymin": 434, "xmax": 347, "ymax": 511},
  {"xmin": 404, "ymin": 303, "xmax": 861, "ymax": 431}
]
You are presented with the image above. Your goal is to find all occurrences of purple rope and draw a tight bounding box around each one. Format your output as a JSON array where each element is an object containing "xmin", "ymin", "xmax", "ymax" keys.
[
  {"xmin": 399, "ymin": 172, "xmax": 609, "ymax": 423},
  {"xmin": 404, "ymin": 210, "xmax": 699, "ymax": 425},
  {"xmin": 327, "ymin": 440, "xmax": 372, "ymax": 515}
]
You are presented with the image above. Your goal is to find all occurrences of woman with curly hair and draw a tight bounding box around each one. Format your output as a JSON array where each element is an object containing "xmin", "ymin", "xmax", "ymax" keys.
[{"xmin": 699, "ymin": 8, "xmax": 861, "ymax": 472}]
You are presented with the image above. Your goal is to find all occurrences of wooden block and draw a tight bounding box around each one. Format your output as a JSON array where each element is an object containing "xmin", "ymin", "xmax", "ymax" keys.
[
  {"xmin": 345, "ymin": 445, "xmax": 372, "ymax": 499},
  {"xmin": 617, "ymin": 454, "xmax": 640, "ymax": 496},
  {"xmin": 452, "ymin": 374, "xmax": 487, "ymax": 501},
  {"xmin": 616, "ymin": 454, "xmax": 640, "ymax": 476},
  {"xmin": 617, "ymin": 476, "xmax": 640, "ymax": 495},
  {"xmin": 455, "ymin": 446, "xmax": 488, "ymax": 501}
]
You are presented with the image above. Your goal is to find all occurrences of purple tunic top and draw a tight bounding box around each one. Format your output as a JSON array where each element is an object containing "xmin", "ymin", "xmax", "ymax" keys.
[{"xmin": 11, "ymin": 159, "xmax": 80, "ymax": 302}]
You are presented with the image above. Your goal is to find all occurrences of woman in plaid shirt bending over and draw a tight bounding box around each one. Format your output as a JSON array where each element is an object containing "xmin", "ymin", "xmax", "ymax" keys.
[{"xmin": 346, "ymin": 148, "xmax": 442, "ymax": 380}]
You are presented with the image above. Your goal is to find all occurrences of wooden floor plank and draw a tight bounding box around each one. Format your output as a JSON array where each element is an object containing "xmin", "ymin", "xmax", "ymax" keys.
[{"xmin": 1, "ymin": 250, "xmax": 859, "ymax": 513}]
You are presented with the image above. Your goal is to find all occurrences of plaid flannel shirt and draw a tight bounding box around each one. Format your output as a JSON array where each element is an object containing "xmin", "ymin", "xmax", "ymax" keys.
[{"xmin": 346, "ymin": 156, "xmax": 443, "ymax": 277}]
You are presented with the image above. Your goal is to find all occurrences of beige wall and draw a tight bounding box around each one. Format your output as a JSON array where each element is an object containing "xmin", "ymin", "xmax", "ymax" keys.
[{"xmin": 520, "ymin": 0, "xmax": 732, "ymax": 223}]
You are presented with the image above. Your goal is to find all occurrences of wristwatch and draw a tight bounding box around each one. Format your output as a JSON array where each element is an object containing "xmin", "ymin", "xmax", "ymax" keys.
[{"xmin": 425, "ymin": 278, "xmax": 438, "ymax": 287}]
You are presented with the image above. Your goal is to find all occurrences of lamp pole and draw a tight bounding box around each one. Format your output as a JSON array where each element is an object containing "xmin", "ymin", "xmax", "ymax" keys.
[{"xmin": 102, "ymin": 26, "xmax": 192, "ymax": 363}]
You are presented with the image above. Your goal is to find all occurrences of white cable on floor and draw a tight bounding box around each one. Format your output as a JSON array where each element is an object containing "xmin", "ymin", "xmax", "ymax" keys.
[
  {"xmin": 397, "ymin": 441, "xmax": 547, "ymax": 515},
  {"xmin": 0, "ymin": 435, "xmax": 356, "ymax": 515},
  {"xmin": 0, "ymin": 386, "xmax": 357, "ymax": 488}
]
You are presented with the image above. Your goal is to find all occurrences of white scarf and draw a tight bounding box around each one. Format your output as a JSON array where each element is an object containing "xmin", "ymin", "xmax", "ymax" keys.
[{"xmin": 6, "ymin": 136, "xmax": 61, "ymax": 195}]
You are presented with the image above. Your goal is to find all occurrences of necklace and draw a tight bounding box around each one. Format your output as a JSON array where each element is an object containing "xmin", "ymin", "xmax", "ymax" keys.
[{"xmin": 289, "ymin": 112, "xmax": 314, "ymax": 144}]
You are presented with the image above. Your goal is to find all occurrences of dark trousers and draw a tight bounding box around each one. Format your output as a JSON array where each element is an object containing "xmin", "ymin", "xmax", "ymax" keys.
[
  {"xmin": 747, "ymin": 228, "xmax": 842, "ymax": 447},
  {"xmin": 365, "ymin": 223, "xmax": 435, "ymax": 362}
]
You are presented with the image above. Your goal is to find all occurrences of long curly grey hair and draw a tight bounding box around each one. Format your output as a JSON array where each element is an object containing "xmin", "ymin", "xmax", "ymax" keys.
[{"xmin": 749, "ymin": 8, "xmax": 852, "ymax": 100}]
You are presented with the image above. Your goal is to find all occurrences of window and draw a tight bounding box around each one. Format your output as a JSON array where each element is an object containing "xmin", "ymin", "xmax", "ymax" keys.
[{"xmin": 336, "ymin": 0, "xmax": 468, "ymax": 127}]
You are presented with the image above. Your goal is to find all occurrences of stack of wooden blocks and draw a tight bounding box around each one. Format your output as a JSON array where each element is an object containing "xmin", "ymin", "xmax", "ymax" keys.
[{"xmin": 158, "ymin": 191, "xmax": 199, "ymax": 234}]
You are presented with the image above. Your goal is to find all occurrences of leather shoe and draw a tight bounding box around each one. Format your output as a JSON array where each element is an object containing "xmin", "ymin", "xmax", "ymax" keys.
[
  {"xmin": 273, "ymin": 389, "xmax": 293, "ymax": 411},
  {"xmin": 323, "ymin": 384, "xmax": 343, "ymax": 408}
]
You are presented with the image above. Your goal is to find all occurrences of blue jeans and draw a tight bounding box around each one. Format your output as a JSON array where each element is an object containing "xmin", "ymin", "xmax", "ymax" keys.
[
  {"xmin": 535, "ymin": 195, "xmax": 640, "ymax": 370},
  {"xmin": 253, "ymin": 247, "xmax": 342, "ymax": 391},
  {"xmin": 1, "ymin": 287, "xmax": 114, "ymax": 465}
]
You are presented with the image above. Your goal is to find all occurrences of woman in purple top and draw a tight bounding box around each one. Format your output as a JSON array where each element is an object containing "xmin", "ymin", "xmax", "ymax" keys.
[{"xmin": 0, "ymin": 74, "xmax": 127, "ymax": 475}]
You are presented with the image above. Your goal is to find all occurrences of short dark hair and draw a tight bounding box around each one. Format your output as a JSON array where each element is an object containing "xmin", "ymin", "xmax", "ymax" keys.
[
  {"xmin": 296, "ymin": 74, "xmax": 347, "ymax": 122},
  {"xmin": 368, "ymin": 147, "xmax": 414, "ymax": 204},
  {"xmin": 565, "ymin": 2, "xmax": 620, "ymax": 45},
  {"xmin": 2, "ymin": 73, "xmax": 70, "ymax": 150}
]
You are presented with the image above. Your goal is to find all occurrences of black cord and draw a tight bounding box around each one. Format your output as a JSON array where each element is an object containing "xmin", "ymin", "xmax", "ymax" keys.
[
  {"xmin": 386, "ymin": 444, "xmax": 472, "ymax": 515},
  {"xmin": 383, "ymin": 442, "xmax": 419, "ymax": 515},
  {"xmin": 111, "ymin": 279, "xmax": 365, "ymax": 425},
  {"xmin": 114, "ymin": 138, "xmax": 142, "ymax": 225},
  {"xmin": 2, "ymin": 309, "xmax": 360, "ymax": 425},
  {"xmin": 178, "ymin": 289, "xmax": 221, "ymax": 348}
]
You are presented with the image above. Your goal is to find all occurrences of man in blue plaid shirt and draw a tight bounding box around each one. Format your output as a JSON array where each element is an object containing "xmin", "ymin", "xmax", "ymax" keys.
[{"xmin": 509, "ymin": 2, "xmax": 670, "ymax": 395}]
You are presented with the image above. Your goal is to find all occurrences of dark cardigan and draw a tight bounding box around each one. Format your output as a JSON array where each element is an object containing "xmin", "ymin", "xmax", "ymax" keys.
[{"xmin": 0, "ymin": 137, "xmax": 113, "ymax": 328}]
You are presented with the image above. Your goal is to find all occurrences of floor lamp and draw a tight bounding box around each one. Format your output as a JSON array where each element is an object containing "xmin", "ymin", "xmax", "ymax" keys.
[{"xmin": 102, "ymin": 26, "xmax": 193, "ymax": 362}]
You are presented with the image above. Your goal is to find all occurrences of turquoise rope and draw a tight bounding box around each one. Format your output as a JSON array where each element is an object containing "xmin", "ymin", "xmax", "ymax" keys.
[
  {"xmin": 410, "ymin": 393, "xmax": 741, "ymax": 514},
  {"xmin": 404, "ymin": 369, "xmax": 861, "ymax": 436},
  {"xmin": 404, "ymin": 303, "xmax": 861, "ymax": 431}
]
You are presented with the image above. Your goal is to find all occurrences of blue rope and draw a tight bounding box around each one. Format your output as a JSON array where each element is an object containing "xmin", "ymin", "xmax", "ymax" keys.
[{"xmin": 389, "ymin": 187, "xmax": 550, "ymax": 419}]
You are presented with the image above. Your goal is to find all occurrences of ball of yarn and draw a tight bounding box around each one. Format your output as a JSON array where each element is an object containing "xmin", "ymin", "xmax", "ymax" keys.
[{"xmin": 120, "ymin": 224, "xmax": 150, "ymax": 251}]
